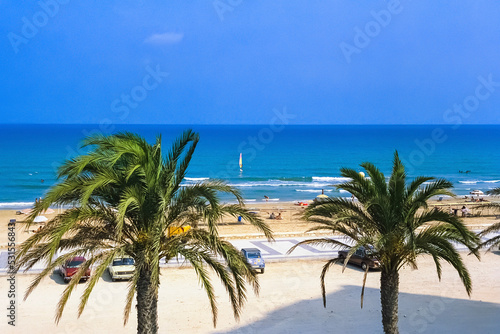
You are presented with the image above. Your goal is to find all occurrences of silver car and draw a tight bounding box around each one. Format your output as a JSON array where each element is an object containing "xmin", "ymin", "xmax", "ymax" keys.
[{"xmin": 241, "ymin": 248, "xmax": 265, "ymax": 274}]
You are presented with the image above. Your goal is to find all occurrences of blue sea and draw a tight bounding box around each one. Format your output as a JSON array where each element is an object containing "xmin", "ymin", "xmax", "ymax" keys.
[{"xmin": 0, "ymin": 124, "xmax": 499, "ymax": 208}]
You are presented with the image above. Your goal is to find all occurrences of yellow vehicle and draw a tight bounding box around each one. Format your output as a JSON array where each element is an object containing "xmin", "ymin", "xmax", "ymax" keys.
[{"xmin": 167, "ymin": 225, "xmax": 191, "ymax": 237}]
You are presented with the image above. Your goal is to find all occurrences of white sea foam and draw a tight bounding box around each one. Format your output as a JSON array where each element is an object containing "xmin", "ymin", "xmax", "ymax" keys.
[
  {"xmin": 295, "ymin": 189, "xmax": 334, "ymax": 193},
  {"xmin": 228, "ymin": 180, "xmax": 336, "ymax": 188},
  {"xmin": 459, "ymin": 180, "xmax": 500, "ymax": 184},
  {"xmin": 0, "ymin": 202, "xmax": 36, "ymax": 208},
  {"xmin": 339, "ymin": 189, "xmax": 351, "ymax": 194},
  {"xmin": 312, "ymin": 176, "xmax": 350, "ymax": 183},
  {"xmin": 185, "ymin": 177, "xmax": 209, "ymax": 181}
]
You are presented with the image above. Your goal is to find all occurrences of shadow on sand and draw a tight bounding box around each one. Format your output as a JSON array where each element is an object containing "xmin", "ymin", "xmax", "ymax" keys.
[
  {"xmin": 216, "ymin": 285, "xmax": 500, "ymax": 334},
  {"xmin": 49, "ymin": 270, "xmax": 66, "ymax": 285}
]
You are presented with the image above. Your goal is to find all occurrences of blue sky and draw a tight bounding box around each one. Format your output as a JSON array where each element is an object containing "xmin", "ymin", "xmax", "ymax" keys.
[{"xmin": 1, "ymin": 0, "xmax": 500, "ymax": 124}]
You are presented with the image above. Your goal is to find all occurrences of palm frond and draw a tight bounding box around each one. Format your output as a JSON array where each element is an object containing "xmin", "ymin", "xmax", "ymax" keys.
[
  {"xmin": 289, "ymin": 150, "xmax": 478, "ymax": 324},
  {"xmin": 16, "ymin": 130, "xmax": 273, "ymax": 330}
]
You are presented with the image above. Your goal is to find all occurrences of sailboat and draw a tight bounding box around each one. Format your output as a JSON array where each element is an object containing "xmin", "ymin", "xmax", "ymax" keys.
[{"xmin": 239, "ymin": 153, "xmax": 243, "ymax": 171}]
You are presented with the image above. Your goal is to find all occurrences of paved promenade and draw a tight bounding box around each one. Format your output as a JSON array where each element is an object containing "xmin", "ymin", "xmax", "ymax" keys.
[{"xmin": 1, "ymin": 232, "xmax": 498, "ymax": 274}]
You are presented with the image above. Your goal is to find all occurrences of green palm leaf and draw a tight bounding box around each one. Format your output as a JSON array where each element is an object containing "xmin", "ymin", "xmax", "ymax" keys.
[
  {"xmin": 288, "ymin": 150, "xmax": 479, "ymax": 334},
  {"xmin": 15, "ymin": 130, "xmax": 273, "ymax": 333}
]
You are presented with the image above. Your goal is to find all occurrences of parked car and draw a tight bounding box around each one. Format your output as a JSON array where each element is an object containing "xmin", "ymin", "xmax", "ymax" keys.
[
  {"xmin": 241, "ymin": 248, "xmax": 265, "ymax": 274},
  {"xmin": 167, "ymin": 225, "xmax": 191, "ymax": 237},
  {"xmin": 108, "ymin": 257, "xmax": 135, "ymax": 281},
  {"xmin": 337, "ymin": 246, "xmax": 381, "ymax": 271},
  {"xmin": 59, "ymin": 256, "xmax": 91, "ymax": 283}
]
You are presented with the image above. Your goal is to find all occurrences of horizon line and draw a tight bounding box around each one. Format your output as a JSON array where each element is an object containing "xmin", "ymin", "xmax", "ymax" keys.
[{"xmin": 1, "ymin": 123, "xmax": 500, "ymax": 126}]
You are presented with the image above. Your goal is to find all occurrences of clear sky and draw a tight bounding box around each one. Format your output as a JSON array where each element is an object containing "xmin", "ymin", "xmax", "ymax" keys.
[{"xmin": 1, "ymin": 1, "xmax": 500, "ymax": 124}]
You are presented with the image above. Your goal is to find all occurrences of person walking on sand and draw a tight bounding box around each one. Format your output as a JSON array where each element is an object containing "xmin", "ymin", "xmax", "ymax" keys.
[{"xmin": 461, "ymin": 205, "xmax": 470, "ymax": 217}]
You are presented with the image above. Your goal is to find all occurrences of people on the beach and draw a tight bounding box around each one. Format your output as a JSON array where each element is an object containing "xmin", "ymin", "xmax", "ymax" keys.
[
  {"xmin": 269, "ymin": 212, "xmax": 276, "ymax": 219},
  {"xmin": 264, "ymin": 195, "xmax": 269, "ymax": 202},
  {"xmin": 461, "ymin": 205, "xmax": 470, "ymax": 217},
  {"xmin": 276, "ymin": 212, "xmax": 282, "ymax": 220}
]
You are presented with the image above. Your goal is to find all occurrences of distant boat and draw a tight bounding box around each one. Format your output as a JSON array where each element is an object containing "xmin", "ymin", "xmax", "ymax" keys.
[{"xmin": 239, "ymin": 153, "xmax": 243, "ymax": 171}]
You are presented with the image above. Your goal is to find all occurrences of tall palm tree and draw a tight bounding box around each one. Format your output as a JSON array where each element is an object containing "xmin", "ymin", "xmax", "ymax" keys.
[
  {"xmin": 288, "ymin": 152, "xmax": 479, "ymax": 334},
  {"xmin": 477, "ymin": 187, "xmax": 500, "ymax": 250},
  {"xmin": 15, "ymin": 130, "xmax": 273, "ymax": 334}
]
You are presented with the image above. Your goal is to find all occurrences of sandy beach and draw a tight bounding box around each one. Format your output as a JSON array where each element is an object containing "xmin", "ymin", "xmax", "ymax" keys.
[
  {"xmin": 4, "ymin": 1, "xmax": 500, "ymax": 332},
  {"xmin": 1, "ymin": 197, "xmax": 499, "ymax": 333},
  {"xmin": 1, "ymin": 197, "xmax": 499, "ymax": 248},
  {"xmin": 2, "ymin": 252, "xmax": 499, "ymax": 333}
]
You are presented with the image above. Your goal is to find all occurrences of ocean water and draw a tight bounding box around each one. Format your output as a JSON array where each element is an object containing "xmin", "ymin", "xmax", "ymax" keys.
[{"xmin": 0, "ymin": 124, "xmax": 499, "ymax": 208}]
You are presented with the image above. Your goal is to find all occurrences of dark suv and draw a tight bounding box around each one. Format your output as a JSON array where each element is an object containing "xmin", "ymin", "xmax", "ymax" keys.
[
  {"xmin": 338, "ymin": 247, "xmax": 381, "ymax": 271},
  {"xmin": 59, "ymin": 256, "xmax": 91, "ymax": 283}
]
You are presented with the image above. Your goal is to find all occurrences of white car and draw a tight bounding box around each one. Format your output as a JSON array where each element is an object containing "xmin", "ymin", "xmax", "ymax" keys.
[{"xmin": 108, "ymin": 257, "xmax": 135, "ymax": 281}]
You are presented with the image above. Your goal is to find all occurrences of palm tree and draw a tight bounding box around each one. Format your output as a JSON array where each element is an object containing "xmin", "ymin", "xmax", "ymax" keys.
[
  {"xmin": 477, "ymin": 187, "xmax": 500, "ymax": 250},
  {"xmin": 15, "ymin": 130, "xmax": 273, "ymax": 334},
  {"xmin": 288, "ymin": 152, "xmax": 479, "ymax": 334}
]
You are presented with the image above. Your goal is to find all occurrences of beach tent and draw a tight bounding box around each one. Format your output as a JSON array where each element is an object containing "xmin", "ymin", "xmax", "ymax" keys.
[{"xmin": 33, "ymin": 216, "xmax": 48, "ymax": 223}]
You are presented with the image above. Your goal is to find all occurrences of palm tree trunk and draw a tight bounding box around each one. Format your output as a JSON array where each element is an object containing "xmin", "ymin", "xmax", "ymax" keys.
[
  {"xmin": 136, "ymin": 267, "xmax": 158, "ymax": 334},
  {"xmin": 150, "ymin": 291, "xmax": 158, "ymax": 332},
  {"xmin": 380, "ymin": 270, "xmax": 399, "ymax": 334}
]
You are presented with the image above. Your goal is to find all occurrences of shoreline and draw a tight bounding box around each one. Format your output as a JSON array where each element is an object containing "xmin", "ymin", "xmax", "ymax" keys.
[{"xmin": 0, "ymin": 194, "xmax": 497, "ymax": 208}]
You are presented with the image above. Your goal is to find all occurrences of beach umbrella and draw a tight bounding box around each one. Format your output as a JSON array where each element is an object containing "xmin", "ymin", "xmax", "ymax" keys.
[
  {"xmin": 314, "ymin": 194, "xmax": 329, "ymax": 203},
  {"xmin": 469, "ymin": 190, "xmax": 484, "ymax": 196},
  {"xmin": 33, "ymin": 216, "xmax": 48, "ymax": 223}
]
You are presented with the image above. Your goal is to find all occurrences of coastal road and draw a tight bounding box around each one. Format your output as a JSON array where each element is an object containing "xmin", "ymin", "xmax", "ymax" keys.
[
  {"xmin": 0, "ymin": 236, "xmax": 340, "ymax": 274},
  {"xmin": 1, "ymin": 232, "xmax": 498, "ymax": 275}
]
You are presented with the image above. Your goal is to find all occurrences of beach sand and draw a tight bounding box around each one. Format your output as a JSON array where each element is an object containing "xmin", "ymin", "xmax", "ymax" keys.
[
  {"xmin": 1, "ymin": 198, "xmax": 499, "ymax": 333},
  {"xmin": 2, "ymin": 252, "xmax": 499, "ymax": 333},
  {"xmin": 1, "ymin": 197, "xmax": 499, "ymax": 248}
]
